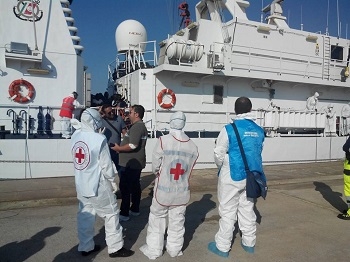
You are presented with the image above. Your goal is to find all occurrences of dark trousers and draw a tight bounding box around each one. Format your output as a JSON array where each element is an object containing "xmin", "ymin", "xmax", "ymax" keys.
[
  {"xmin": 109, "ymin": 149, "xmax": 120, "ymax": 174},
  {"xmin": 119, "ymin": 166, "xmax": 142, "ymax": 217}
]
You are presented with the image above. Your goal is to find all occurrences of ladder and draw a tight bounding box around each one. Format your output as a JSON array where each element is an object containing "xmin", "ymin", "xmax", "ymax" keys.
[{"xmin": 323, "ymin": 36, "xmax": 331, "ymax": 80}]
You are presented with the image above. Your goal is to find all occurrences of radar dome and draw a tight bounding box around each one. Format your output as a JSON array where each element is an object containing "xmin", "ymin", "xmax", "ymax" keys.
[{"xmin": 115, "ymin": 20, "xmax": 147, "ymax": 53}]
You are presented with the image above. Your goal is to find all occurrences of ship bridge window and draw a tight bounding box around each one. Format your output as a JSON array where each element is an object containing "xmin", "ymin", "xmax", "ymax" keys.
[
  {"xmin": 188, "ymin": 27, "xmax": 198, "ymax": 41},
  {"xmin": 331, "ymin": 45, "xmax": 343, "ymax": 61},
  {"xmin": 214, "ymin": 85, "xmax": 223, "ymax": 104}
]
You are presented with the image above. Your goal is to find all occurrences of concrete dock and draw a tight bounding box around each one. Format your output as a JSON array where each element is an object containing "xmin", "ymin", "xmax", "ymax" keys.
[{"xmin": 0, "ymin": 161, "xmax": 349, "ymax": 261}]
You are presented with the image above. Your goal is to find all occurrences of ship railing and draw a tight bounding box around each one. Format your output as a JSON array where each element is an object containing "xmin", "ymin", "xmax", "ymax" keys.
[
  {"xmin": 256, "ymin": 108, "xmax": 333, "ymax": 137},
  {"xmin": 145, "ymin": 108, "xmax": 336, "ymax": 138},
  {"xmin": 107, "ymin": 40, "xmax": 157, "ymax": 82},
  {"xmin": 209, "ymin": 41, "xmax": 347, "ymax": 82},
  {"xmin": 0, "ymin": 104, "xmax": 84, "ymax": 138}
]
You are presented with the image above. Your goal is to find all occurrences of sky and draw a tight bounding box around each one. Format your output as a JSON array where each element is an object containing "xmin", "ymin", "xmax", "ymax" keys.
[{"xmin": 71, "ymin": 0, "xmax": 350, "ymax": 95}]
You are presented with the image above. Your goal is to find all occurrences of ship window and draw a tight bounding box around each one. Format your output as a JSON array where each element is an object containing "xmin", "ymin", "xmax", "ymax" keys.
[
  {"xmin": 213, "ymin": 85, "xmax": 223, "ymax": 104},
  {"xmin": 331, "ymin": 45, "xmax": 343, "ymax": 61},
  {"xmin": 188, "ymin": 27, "xmax": 198, "ymax": 41},
  {"xmin": 9, "ymin": 42, "xmax": 29, "ymax": 55}
]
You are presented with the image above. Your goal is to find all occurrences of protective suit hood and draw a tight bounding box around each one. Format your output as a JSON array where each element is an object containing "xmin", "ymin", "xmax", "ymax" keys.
[
  {"xmin": 170, "ymin": 111, "xmax": 186, "ymax": 130},
  {"xmin": 71, "ymin": 108, "xmax": 102, "ymax": 132}
]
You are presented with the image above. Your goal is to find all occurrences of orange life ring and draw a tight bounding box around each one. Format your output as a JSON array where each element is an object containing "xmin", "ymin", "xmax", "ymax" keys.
[
  {"xmin": 157, "ymin": 88, "xmax": 176, "ymax": 109},
  {"xmin": 8, "ymin": 79, "xmax": 35, "ymax": 103}
]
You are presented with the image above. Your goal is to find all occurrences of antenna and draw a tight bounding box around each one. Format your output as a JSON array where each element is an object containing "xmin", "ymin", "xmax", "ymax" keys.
[
  {"xmin": 260, "ymin": 0, "xmax": 264, "ymax": 23},
  {"xmin": 326, "ymin": 0, "xmax": 329, "ymax": 35},
  {"xmin": 337, "ymin": 0, "xmax": 340, "ymax": 37},
  {"xmin": 300, "ymin": 5, "xmax": 303, "ymax": 31}
]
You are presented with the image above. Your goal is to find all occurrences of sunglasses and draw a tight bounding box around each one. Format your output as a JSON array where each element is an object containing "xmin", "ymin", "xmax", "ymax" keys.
[{"xmin": 105, "ymin": 111, "xmax": 114, "ymax": 116}]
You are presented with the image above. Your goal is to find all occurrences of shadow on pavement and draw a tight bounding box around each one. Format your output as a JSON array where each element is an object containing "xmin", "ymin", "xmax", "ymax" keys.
[
  {"xmin": 53, "ymin": 226, "xmax": 106, "ymax": 261},
  {"xmin": 0, "ymin": 227, "xmax": 61, "ymax": 262},
  {"xmin": 183, "ymin": 193, "xmax": 216, "ymax": 250},
  {"xmin": 121, "ymin": 194, "xmax": 153, "ymax": 250},
  {"xmin": 117, "ymin": 173, "xmax": 155, "ymax": 249},
  {"xmin": 54, "ymin": 174, "xmax": 155, "ymax": 259},
  {"xmin": 313, "ymin": 181, "xmax": 347, "ymax": 212}
]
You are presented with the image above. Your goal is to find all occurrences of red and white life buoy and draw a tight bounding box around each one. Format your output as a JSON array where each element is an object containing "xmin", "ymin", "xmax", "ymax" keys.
[
  {"xmin": 157, "ymin": 88, "xmax": 176, "ymax": 109},
  {"xmin": 8, "ymin": 79, "xmax": 35, "ymax": 103}
]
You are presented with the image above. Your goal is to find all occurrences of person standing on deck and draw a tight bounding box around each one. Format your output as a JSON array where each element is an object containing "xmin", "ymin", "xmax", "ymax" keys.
[{"xmin": 59, "ymin": 91, "xmax": 83, "ymax": 139}]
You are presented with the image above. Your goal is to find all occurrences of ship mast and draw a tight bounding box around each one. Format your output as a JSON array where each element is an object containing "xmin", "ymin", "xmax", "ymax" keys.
[{"xmin": 30, "ymin": 0, "xmax": 39, "ymax": 50}]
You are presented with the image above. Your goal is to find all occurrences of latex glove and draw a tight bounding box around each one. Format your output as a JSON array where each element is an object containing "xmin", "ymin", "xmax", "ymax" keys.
[
  {"xmin": 99, "ymin": 127, "xmax": 106, "ymax": 134},
  {"xmin": 111, "ymin": 181, "xmax": 118, "ymax": 194}
]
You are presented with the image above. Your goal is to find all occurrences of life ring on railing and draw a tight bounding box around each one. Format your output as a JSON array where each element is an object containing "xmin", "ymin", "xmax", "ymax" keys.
[
  {"xmin": 157, "ymin": 88, "xmax": 176, "ymax": 109},
  {"xmin": 8, "ymin": 79, "xmax": 35, "ymax": 103}
]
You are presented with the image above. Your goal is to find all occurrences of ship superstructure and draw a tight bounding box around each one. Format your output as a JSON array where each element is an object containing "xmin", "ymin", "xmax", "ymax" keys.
[{"xmin": 108, "ymin": 0, "xmax": 350, "ymax": 168}]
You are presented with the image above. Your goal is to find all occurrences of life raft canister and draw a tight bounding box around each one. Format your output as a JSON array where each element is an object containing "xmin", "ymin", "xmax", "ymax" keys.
[
  {"xmin": 157, "ymin": 88, "xmax": 176, "ymax": 109},
  {"xmin": 8, "ymin": 79, "xmax": 35, "ymax": 103}
]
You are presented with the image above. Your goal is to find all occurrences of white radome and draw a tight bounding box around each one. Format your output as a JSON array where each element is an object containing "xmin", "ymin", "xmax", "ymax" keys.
[{"xmin": 115, "ymin": 19, "xmax": 147, "ymax": 53}]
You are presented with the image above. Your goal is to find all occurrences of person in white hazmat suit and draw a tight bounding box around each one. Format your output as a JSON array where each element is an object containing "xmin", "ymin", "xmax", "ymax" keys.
[
  {"xmin": 208, "ymin": 97, "xmax": 265, "ymax": 258},
  {"xmin": 70, "ymin": 108, "xmax": 134, "ymax": 258},
  {"xmin": 139, "ymin": 111, "xmax": 199, "ymax": 259}
]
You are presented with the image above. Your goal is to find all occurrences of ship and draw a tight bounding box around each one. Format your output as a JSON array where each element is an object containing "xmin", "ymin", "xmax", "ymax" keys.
[{"xmin": 1, "ymin": 0, "xmax": 350, "ymax": 179}]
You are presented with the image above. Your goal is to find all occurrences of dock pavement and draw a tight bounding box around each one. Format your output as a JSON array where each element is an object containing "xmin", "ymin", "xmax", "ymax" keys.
[{"xmin": 0, "ymin": 161, "xmax": 349, "ymax": 261}]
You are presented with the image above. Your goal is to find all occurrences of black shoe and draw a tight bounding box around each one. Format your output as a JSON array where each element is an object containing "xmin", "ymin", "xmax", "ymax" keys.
[
  {"xmin": 109, "ymin": 247, "xmax": 135, "ymax": 257},
  {"xmin": 337, "ymin": 212, "xmax": 350, "ymax": 220},
  {"xmin": 81, "ymin": 245, "xmax": 101, "ymax": 256}
]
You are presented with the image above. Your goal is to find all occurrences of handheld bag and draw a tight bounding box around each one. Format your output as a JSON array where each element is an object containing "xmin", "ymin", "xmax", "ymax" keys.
[
  {"xmin": 232, "ymin": 123, "xmax": 268, "ymax": 199},
  {"xmin": 246, "ymin": 170, "xmax": 268, "ymax": 199}
]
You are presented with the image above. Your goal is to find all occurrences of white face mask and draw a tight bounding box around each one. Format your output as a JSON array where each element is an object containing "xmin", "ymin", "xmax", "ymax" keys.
[{"xmin": 170, "ymin": 111, "xmax": 186, "ymax": 130}]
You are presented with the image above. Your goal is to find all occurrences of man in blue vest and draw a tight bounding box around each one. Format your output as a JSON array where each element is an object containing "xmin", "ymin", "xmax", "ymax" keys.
[{"xmin": 208, "ymin": 97, "xmax": 265, "ymax": 257}]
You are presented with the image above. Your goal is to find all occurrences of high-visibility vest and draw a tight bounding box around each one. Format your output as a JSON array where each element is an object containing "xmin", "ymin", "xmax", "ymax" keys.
[
  {"xmin": 59, "ymin": 96, "xmax": 75, "ymax": 118},
  {"xmin": 344, "ymin": 159, "xmax": 350, "ymax": 176}
]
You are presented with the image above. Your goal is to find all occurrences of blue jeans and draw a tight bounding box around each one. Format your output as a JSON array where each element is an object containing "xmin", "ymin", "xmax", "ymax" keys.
[{"xmin": 119, "ymin": 166, "xmax": 142, "ymax": 217}]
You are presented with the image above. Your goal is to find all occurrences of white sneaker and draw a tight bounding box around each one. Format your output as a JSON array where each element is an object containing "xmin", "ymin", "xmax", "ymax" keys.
[
  {"xmin": 129, "ymin": 211, "xmax": 140, "ymax": 216},
  {"xmin": 119, "ymin": 215, "xmax": 130, "ymax": 222}
]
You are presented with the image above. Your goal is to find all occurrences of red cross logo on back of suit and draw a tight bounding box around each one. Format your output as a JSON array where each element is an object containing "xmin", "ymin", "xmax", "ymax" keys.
[
  {"xmin": 170, "ymin": 163, "xmax": 185, "ymax": 180},
  {"xmin": 72, "ymin": 141, "xmax": 90, "ymax": 170},
  {"xmin": 75, "ymin": 148, "xmax": 85, "ymax": 164}
]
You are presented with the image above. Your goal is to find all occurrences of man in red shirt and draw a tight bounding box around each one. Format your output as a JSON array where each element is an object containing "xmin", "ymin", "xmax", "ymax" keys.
[{"xmin": 59, "ymin": 91, "xmax": 83, "ymax": 138}]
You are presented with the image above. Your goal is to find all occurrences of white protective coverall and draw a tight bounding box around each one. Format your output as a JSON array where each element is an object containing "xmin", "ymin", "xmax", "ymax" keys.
[
  {"xmin": 70, "ymin": 108, "xmax": 124, "ymax": 254},
  {"xmin": 213, "ymin": 113, "xmax": 262, "ymax": 253},
  {"xmin": 140, "ymin": 112, "xmax": 199, "ymax": 259}
]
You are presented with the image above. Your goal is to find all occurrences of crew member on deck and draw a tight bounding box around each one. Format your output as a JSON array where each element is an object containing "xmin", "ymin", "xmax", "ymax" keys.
[{"xmin": 59, "ymin": 91, "xmax": 83, "ymax": 139}]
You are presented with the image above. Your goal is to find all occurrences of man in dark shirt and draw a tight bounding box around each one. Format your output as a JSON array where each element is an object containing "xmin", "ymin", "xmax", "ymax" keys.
[
  {"xmin": 111, "ymin": 104, "xmax": 148, "ymax": 221},
  {"xmin": 99, "ymin": 104, "xmax": 127, "ymax": 173}
]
